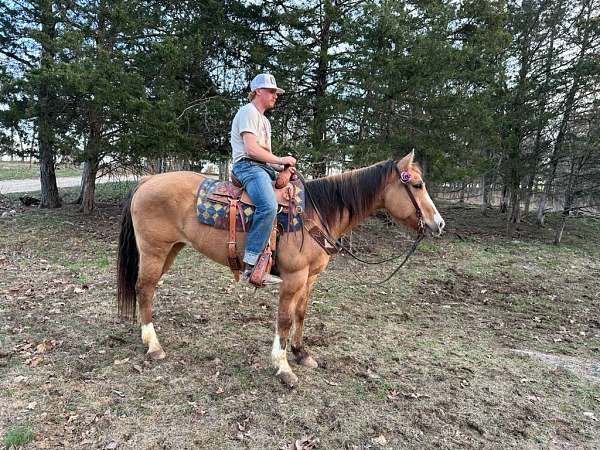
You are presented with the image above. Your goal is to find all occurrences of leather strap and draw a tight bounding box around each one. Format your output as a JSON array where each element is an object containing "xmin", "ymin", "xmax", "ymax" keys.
[
  {"xmin": 227, "ymin": 198, "xmax": 242, "ymax": 280},
  {"xmin": 249, "ymin": 220, "xmax": 278, "ymax": 287},
  {"xmin": 306, "ymin": 221, "xmax": 339, "ymax": 255},
  {"xmin": 393, "ymin": 165, "xmax": 424, "ymax": 234},
  {"xmin": 287, "ymin": 184, "xmax": 295, "ymax": 232}
]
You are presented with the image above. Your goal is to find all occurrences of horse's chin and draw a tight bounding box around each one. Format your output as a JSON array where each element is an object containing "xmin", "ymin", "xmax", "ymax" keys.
[{"xmin": 426, "ymin": 224, "xmax": 444, "ymax": 237}]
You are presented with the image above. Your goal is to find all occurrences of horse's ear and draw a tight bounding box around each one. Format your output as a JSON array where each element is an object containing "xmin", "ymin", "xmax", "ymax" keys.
[{"xmin": 397, "ymin": 150, "xmax": 415, "ymax": 170}]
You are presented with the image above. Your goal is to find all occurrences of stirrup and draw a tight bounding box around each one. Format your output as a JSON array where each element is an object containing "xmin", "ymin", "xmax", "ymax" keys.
[{"xmin": 242, "ymin": 266, "xmax": 282, "ymax": 287}]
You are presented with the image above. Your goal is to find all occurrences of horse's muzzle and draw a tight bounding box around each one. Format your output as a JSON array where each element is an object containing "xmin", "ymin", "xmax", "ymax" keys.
[{"xmin": 427, "ymin": 214, "xmax": 445, "ymax": 237}]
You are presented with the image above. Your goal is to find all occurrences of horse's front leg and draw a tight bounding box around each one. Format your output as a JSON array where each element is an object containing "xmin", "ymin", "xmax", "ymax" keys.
[
  {"xmin": 291, "ymin": 274, "xmax": 319, "ymax": 368},
  {"xmin": 272, "ymin": 269, "xmax": 308, "ymax": 387}
]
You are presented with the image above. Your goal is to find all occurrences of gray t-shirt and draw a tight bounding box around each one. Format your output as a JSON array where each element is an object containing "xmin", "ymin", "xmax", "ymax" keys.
[{"xmin": 230, "ymin": 103, "xmax": 271, "ymax": 163}]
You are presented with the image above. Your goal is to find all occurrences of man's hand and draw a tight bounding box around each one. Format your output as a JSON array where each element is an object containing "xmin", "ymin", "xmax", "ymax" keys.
[{"xmin": 280, "ymin": 155, "xmax": 297, "ymax": 167}]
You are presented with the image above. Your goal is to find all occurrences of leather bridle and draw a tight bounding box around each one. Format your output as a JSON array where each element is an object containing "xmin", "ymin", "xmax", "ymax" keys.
[
  {"xmin": 299, "ymin": 163, "xmax": 428, "ymax": 284},
  {"xmin": 393, "ymin": 165, "xmax": 425, "ymax": 237}
]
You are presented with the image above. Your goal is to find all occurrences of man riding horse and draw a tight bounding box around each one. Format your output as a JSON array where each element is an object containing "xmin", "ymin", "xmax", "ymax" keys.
[{"xmin": 230, "ymin": 73, "xmax": 297, "ymax": 286}]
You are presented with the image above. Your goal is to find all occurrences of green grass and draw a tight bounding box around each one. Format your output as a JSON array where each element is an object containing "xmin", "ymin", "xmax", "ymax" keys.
[
  {"xmin": 417, "ymin": 240, "xmax": 440, "ymax": 253},
  {"xmin": 0, "ymin": 162, "xmax": 80, "ymax": 181},
  {"xmin": 92, "ymin": 179, "xmax": 138, "ymax": 202},
  {"xmin": 3, "ymin": 425, "xmax": 34, "ymax": 448},
  {"xmin": 93, "ymin": 255, "xmax": 111, "ymax": 269}
]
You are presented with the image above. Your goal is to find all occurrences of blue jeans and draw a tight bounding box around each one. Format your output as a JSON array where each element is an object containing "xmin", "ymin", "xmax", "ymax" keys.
[{"xmin": 232, "ymin": 160, "xmax": 277, "ymax": 266}]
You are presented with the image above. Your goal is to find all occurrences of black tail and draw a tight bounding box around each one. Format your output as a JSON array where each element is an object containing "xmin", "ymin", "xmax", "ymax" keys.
[{"xmin": 117, "ymin": 190, "xmax": 139, "ymax": 321}]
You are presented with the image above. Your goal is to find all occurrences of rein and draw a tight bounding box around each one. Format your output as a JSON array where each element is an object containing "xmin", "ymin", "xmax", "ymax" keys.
[{"xmin": 297, "ymin": 164, "xmax": 426, "ymax": 284}]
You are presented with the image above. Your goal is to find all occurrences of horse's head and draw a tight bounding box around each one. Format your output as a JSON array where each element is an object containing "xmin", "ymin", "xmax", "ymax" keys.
[{"xmin": 382, "ymin": 151, "xmax": 445, "ymax": 236}]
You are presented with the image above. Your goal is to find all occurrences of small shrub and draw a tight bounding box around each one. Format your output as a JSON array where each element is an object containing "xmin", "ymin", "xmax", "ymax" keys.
[{"xmin": 3, "ymin": 425, "xmax": 34, "ymax": 448}]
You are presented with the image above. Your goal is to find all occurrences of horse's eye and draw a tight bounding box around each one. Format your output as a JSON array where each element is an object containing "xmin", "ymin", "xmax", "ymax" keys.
[{"xmin": 414, "ymin": 183, "xmax": 424, "ymax": 189}]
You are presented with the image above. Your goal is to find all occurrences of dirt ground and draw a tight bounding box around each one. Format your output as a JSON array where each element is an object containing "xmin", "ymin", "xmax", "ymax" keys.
[{"xmin": 1, "ymin": 193, "xmax": 599, "ymax": 449}]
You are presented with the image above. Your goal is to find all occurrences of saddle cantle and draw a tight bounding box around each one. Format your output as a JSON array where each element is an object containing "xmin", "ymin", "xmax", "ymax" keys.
[{"xmin": 206, "ymin": 180, "xmax": 295, "ymax": 210}]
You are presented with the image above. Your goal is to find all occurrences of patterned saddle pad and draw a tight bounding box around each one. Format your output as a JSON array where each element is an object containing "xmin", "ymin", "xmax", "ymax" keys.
[{"xmin": 196, "ymin": 178, "xmax": 304, "ymax": 232}]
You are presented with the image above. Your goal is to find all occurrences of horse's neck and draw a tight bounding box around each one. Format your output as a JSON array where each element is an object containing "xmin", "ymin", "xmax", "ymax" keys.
[
  {"xmin": 328, "ymin": 195, "xmax": 384, "ymax": 239},
  {"xmin": 311, "ymin": 162, "xmax": 391, "ymax": 238}
]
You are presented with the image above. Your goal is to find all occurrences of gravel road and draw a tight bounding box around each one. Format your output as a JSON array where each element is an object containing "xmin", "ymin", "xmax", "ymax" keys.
[{"xmin": 0, "ymin": 175, "xmax": 137, "ymax": 194}]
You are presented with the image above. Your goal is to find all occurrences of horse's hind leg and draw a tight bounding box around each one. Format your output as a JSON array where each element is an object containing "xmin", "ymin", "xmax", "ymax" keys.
[
  {"xmin": 291, "ymin": 274, "xmax": 319, "ymax": 369},
  {"xmin": 137, "ymin": 243, "xmax": 174, "ymax": 360},
  {"xmin": 162, "ymin": 243, "xmax": 185, "ymax": 274}
]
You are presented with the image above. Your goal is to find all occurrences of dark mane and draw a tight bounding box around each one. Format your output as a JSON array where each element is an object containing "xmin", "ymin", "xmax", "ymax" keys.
[{"xmin": 304, "ymin": 160, "xmax": 397, "ymax": 229}]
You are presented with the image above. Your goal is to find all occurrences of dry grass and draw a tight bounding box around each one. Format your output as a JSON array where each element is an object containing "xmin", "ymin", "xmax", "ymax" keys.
[{"xmin": 1, "ymin": 195, "xmax": 599, "ymax": 449}]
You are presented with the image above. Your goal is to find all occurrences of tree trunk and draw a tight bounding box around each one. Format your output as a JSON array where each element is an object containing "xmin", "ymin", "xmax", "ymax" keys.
[
  {"xmin": 38, "ymin": 0, "xmax": 61, "ymax": 209},
  {"xmin": 509, "ymin": 186, "xmax": 521, "ymax": 224},
  {"xmin": 554, "ymin": 181, "xmax": 573, "ymax": 245},
  {"xmin": 77, "ymin": 95, "xmax": 104, "ymax": 214},
  {"xmin": 79, "ymin": 157, "xmax": 99, "ymax": 214},
  {"xmin": 503, "ymin": 0, "xmax": 541, "ymax": 228},
  {"xmin": 39, "ymin": 139, "xmax": 61, "ymax": 208},
  {"xmin": 219, "ymin": 159, "xmax": 230, "ymax": 181},
  {"xmin": 523, "ymin": 171, "xmax": 536, "ymax": 218},
  {"xmin": 500, "ymin": 185, "xmax": 509, "ymax": 213},
  {"xmin": 526, "ymin": 3, "xmax": 556, "ymax": 221},
  {"xmin": 480, "ymin": 174, "xmax": 490, "ymax": 214},
  {"xmin": 537, "ymin": 1, "xmax": 592, "ymax": 226}
]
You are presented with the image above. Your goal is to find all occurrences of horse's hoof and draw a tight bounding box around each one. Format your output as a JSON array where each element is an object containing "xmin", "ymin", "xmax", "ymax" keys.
[
  {"xmin": 277, "ymin": 370, "xmax": 298, "ymax": 387},
  {"xmin": 147, "ymin": 349, "xmax": 166, "ymax": 360},
  {"xmin": 298, "ymin": 355, "xmax": 318, "ymax": 369}
]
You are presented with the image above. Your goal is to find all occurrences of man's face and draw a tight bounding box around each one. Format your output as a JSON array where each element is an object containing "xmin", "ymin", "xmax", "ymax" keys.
[{"xmin": 258, "ymin": 88, "xmax": 279, "ymax": 109}]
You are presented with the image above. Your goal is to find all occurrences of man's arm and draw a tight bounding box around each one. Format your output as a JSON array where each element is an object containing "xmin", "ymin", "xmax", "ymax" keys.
[{"xmin": 242, "ymin": 133, "xmax": 296, "ymax": 166}]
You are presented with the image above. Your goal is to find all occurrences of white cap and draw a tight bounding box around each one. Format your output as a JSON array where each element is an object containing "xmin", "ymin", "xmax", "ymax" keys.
[{"xmin": 250, "ymin": 73, "xmax": 284, "ymax": 94}]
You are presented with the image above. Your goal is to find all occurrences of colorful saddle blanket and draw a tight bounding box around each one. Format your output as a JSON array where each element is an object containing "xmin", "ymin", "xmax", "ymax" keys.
[{"xmin": 196, "ymin": 178, "xmax": 304, "ymax": 232}]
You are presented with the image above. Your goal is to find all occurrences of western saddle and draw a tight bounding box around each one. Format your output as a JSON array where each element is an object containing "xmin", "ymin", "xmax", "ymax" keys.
[{"xmin": 205, "ymin": 165, "xmax": 298, "ymax": 287}]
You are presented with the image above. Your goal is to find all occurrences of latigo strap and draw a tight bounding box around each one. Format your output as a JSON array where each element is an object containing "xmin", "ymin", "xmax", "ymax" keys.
[{"xmin": 227, "ymin": 198, "xmax": 243, "ymax": 281}]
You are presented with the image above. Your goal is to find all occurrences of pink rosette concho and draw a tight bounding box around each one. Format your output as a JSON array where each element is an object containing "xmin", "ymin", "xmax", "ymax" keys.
[{"xmin": 400, "ymin": 171, "xmax": 412, "ymax": 184}]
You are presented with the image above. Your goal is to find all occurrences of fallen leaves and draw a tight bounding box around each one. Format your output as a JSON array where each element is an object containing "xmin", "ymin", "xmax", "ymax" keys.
[
  {"xmin": 25, "ymin": 356, "xmax": 43, "ymax": 367},
  {"xmin": 234, "ymin": 416, "xmax": 251, "ymax": 441},
  {"xmin": 387, "ymin": 389, "xmax": 431, "ymax": 401},
  {"xmin": 188, "ymin": 401, "xmax": 207, "ymax": 420},
  {"xmin": 36, "ymin": 340, "xmax": 56, "ymax": 354},
  {"xmin": 113, "ymin": 357, "xmax": 130, "ymax": 365},
  {"xmin": 280, "ymin": 436, "xmax": 320, "ymax": 450},
  {"xmin": 372, "ymin": 435, "xmax": 387, "ymax": 446},
  {"xmin": 14, "ymin": 339, "xmax": 58, "ymax": 368}
]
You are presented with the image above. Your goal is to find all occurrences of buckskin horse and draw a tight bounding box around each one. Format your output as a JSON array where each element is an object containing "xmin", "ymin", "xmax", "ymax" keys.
[{"xmin": 117, "ymin": 151, "xmax": 445, "ymax": 386}]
